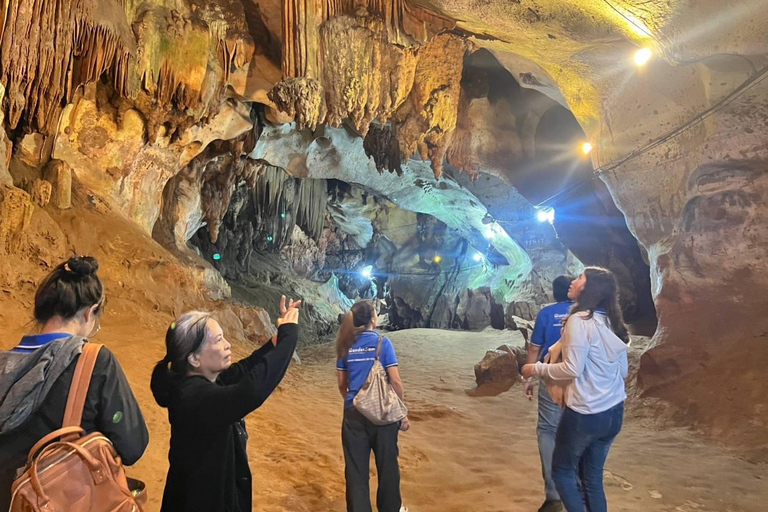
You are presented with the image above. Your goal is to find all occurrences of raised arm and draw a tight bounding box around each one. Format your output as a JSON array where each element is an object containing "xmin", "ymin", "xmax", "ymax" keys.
[{"xmin": 194, "ymin": 320, "xmax": 299, "ymax": 428}]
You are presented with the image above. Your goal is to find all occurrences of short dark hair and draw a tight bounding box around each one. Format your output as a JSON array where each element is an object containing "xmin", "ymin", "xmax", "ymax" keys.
[
  {"xmin": 151, "ymin": 311, "xmax": 213, "ymax": 408},
  {"xmin": 34, "ymin": 256, "xmax": 103, "ymax": 324},
  {"xmin": 553, "ymin": 275, "xmax": 574, "ymax": 302}
]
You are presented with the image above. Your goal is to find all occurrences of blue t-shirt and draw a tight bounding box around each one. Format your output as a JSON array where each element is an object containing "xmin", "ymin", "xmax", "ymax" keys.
[
  {"xmin": 337, "ymin": 330, "xmax": 398, "ymax": 409},
  {"xmin": 12, "ymin": 333, "xmax": 71, "ymax": 353},
  {"xmin": 530, "ymin": 301, "xmax": 573, "ymax": 362}
]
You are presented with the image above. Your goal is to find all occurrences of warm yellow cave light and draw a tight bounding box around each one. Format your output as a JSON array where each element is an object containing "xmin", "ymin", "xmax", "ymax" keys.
[
  {"xmin": 581, "ymin": 142, "xmax": 593, "ymax": 155},
  {"xmin": 634, "ymin": 48, "xmax": 653, "ymax": 66},
  {"xmin": 623, "ymin": 13, "xmax": 654, "ymax": 39},
  {"xmin": 433, "ymin": 255, "xmax": 442, "ymax": 264}
]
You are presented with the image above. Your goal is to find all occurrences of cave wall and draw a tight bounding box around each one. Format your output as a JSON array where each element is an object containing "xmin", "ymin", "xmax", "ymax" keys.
[{"xmin": 0, "ymin": 0, "xmax": 766, "ymax": 451}]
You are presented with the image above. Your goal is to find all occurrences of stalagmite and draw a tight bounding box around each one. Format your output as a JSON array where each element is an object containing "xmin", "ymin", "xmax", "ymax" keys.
[{"xmin": 0, "ymin": 186, "xmax": 33, "ymax": 254}]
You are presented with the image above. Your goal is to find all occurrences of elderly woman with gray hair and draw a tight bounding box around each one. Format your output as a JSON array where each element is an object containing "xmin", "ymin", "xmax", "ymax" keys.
[{"xmin": 150, "ymin": 296, "xmax": 301, "ymax": 512}]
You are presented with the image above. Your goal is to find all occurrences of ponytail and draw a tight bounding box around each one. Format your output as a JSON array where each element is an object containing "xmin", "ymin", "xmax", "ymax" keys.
[
  {"xmin": 336, "ymin": 312, "xmax": 362, "ymax": 360},
  {"xmin": 335, "ymin": 300, "xmax": 376, "ymax": 360}
]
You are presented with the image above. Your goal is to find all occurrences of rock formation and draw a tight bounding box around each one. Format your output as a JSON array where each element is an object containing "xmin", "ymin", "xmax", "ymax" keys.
[{"xmin": 0, "ymin": 0, "xmax": 765, "ymax": 455}]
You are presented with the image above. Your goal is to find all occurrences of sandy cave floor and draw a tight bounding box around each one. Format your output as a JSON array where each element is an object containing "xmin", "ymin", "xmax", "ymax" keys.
[{"xmin": 5, "ymin": 325, "xmax": 768, "ymax": 512}]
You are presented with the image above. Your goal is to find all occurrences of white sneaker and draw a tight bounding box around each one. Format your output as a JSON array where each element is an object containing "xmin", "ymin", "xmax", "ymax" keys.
[{"xmin": 400, "ymin": 507, "xmax": 409, "ymax": 512}]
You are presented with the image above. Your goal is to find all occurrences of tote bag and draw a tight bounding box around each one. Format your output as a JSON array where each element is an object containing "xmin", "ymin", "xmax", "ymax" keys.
[{"xmin": 353, "ymin": 336, "xmax": 408, "ymax": 426}]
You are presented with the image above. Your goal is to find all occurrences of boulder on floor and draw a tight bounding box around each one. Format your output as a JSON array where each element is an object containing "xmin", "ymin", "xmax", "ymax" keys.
[{"xmin": 474, "ymin": 346, "xmax": 522, "ymax": 387}]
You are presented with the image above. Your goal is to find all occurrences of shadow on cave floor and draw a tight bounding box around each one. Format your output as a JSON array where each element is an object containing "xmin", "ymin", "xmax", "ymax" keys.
[{"xmin": 238, "ymin": 328, "xmax": 768, "ymax": 512}]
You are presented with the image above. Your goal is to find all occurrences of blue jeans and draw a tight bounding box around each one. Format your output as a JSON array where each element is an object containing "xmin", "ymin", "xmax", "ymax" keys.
[
  {"xmin": 537, "ymin": 383, "xmax": 563, "ymax": 501},
  {"xmin": 552, "ymin": 402, "xmax": 624, "ymax": 512}
]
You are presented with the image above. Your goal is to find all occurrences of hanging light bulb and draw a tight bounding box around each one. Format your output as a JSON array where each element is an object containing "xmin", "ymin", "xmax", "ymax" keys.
[
  {"xmin": 634, "ymin": 48, "xmax": 653, "ymax": 66},
  {"xmin": 581, "ymin": 142, "xmax": 593, "ymax": 155}
]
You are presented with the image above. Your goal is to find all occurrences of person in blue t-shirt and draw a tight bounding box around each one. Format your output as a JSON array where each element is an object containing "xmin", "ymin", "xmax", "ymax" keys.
[
  {"xmin": 336, "ymin": 300, "xmax": 409, "ymax": 512},
  {"xmin": 525, "ymin": 275, "xmax": 574, "ymax": 512}
]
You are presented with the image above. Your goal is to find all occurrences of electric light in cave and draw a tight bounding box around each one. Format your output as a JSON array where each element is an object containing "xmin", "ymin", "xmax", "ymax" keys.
[
  {"xmin": 361, "ymin": 265, "xmax": 373, "ymax": 279},
  {"xmin": 634, "ymin": 48, "xmax": 653, "ymax": 66},
  {"xmin": 433, "ymin": 255, "xmax": 442, "ymax": 264},
  {"xmin": 581, "ymin": 142, "xmax": 593, "ymax": 155},
  {"xmin": 537, "ymin": 208, "xmax": 555, "ymax": 224},
  {"xmin": 213, "ymin": 253, "xmax": 221, "ymax": 261},
  {"xmin": 280, "ymin": 213, "xmax": 286, "ymax": 218},
  {"xmin": 267, "ymin": 235, "xmax": 274, "ymax": 242},
  {"xmin": 473, "ymin": 252, "xmax": 483, "ymax": 262},
  {"xmin": 483, "ymin": 227, "xmax": 495, "ymax": 240}
]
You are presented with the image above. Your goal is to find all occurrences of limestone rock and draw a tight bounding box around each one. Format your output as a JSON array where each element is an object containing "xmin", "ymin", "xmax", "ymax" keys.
[
  {"xmin": 393, "ymin": 34, "xmax": 468, "ymax": 178},
  {"xmin": 505, "ymin": 302, "xmax": 541, "ymax": 323},
  {"xmin": 27, "ymin": 180, "xmax": 52, "ymax": 207},
  {"xmin": 43, "ymin": 160, "xmax": 73, "ymax": 210},
  {"xmin": 0, "ymin": 0, "xmax": 135, "ymax": 134},
  {"xmin": 0, "ymin": 186, "xmax": 34, "ymax": 254},
  {"xmin": 474, "ymin": 348, "xmax": 521, "ymax": 387},
  {"xmin": 497, "ymin": 344, "xmax": 528, "ymax": 369},
  {"xmin": 17, "ymin": 134, "xmax": 51, "ymax": 169},
  {"xmin": 267, "ymin": 78, "xmax": 326, "ymax": 131}
]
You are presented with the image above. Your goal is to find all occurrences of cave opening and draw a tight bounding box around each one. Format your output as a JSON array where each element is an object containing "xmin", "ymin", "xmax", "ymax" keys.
[{"xmin": 530, "ymin": 105, "xmax": 658, "ymax": 334}]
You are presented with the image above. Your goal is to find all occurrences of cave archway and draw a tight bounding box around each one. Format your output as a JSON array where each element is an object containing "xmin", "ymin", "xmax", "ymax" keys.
[{"xmin": 530, "ymin": 105, "xmax": 657, "ymax": 332}]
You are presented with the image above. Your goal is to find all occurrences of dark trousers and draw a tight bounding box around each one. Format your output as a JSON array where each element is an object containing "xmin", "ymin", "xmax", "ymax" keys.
[
  {"xmin": 552, "ymin": 402, "xmax": 624, "ymax": 512},
  {"xmin": 342, "ymin": 407, "xmax": 402, "ymax": 512}
]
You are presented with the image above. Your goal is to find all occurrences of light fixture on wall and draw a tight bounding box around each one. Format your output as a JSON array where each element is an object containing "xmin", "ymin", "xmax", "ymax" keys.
[
  {"xmin": 213, "ymin": 253, "xmax": 221, "ymax": 261},
  {"xmin": 473, "ymin": 252, "xmax": 483, "ymax": 262},
  {"xmin": 433, "ymin": 255, "xmax": 442, "ymax": 264},
  {"xmin": 361, "ymin": 265, "xmax": 373, "ymax": 279},
  {"xmin": 581, "ymin": 142, "xmax": 593, "ymax": 155},
  {"xmin": 634, "ymin": 48, "xmax": 653, "ymax": 66}
]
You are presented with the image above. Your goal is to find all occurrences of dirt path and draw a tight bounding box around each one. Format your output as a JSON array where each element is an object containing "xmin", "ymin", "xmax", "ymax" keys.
[
  {"xmin": 168, "ymin": 328, "xmax": 768, "ymax": 511},
  {"xmin": 6, "ymin": 325, "xmax": 767, "ymax": 511}
]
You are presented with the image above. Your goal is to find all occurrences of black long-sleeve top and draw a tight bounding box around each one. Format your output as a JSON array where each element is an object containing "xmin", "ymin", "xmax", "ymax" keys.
[
  {"xmin": 0, "ymin": 346, "xmax": 149, "ymax": 509},
  {"xmin": 158, "ymin": 323, "xmax": 299, "ymax": 512}
]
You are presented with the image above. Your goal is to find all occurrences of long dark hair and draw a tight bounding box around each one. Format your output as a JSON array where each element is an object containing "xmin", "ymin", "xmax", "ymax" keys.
[
  {"xmin": 335, "ymin": 300, "xmax": 376, "ymax": 360},
  {"xmin": 34, "ymin": 255, "xmax": 103, "ymax": 324},
  {"xmin": 150, "ymin": 311, "xmax": 212, "ymax": 407},
  {"xmin": 569, "ymin": 267, "xmax": 629, "ymax": 344}
]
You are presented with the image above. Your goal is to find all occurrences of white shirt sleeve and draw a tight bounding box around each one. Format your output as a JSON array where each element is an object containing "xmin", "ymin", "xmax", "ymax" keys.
[
  {"xmin": 619, "ymin": 350, "xmax": 629, "ymax": 379},
  {"xmin": 533, "ymin": 315, "xmax": 591, "ymax": 381}
]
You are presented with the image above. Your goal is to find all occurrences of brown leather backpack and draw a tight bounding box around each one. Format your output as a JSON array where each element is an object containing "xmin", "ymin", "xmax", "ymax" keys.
[{"xmin": 9, "ymin": 343, "xmax": 147, "ymax": 512}]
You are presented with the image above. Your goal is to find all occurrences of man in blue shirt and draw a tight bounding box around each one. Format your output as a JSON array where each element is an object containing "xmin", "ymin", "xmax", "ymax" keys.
[{"xmin": 525, "ymin": 275, "xmax": 574, "ymax": 512}]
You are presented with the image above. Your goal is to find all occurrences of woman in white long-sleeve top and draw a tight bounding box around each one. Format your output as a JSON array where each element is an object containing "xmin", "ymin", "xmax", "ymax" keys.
[{"xmin": 522, "ymin": 267, "xmax": 629, "ymax": 512}]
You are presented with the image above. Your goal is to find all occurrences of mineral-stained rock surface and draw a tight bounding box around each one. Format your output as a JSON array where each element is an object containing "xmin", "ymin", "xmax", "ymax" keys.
[{"xmin": 0, "ymin": 0, "xmax": 766, "ymax": 457}]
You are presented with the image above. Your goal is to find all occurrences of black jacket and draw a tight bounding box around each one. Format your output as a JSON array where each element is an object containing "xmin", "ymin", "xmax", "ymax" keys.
[
  {"xmin": 0, "ymin": 346, "xmax": 149, "ymax": 509},
  {"xmin": 158, "ymin": 323, "xmax": 299, "ymax": 512}
]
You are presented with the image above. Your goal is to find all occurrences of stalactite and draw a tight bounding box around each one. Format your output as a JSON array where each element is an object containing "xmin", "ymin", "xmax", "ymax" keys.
[
  {"xmin": 393, "ymin": 33, "xmax": 468, "ymax": 178},
  {"xmin": 319, "ymin": 13, "xmax": 417, "ymax": 135},
  {"xmin": 274, "ymin": 0, "xmax": 457, "ymax": 172},
  {"xmin": 296, "ymin": 177, "xmax": 328, "ymax": 242},
  {"xmin": 364, "ymin": 123, "xmax": 402, "ymax": 175},
  {"xmin": 0, "ymin": 0, "xmax": 134, "ymax": 135},
  {"xmin": 268, "ymin": 77, "xmax": 326, "ymax": 131}
]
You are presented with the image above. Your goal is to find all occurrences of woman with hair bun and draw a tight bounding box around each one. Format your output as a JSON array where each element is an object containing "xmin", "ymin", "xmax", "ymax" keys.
[
  {"xmin": 151, "ymin": 295, "xmax": 301, "ymax": 512},
  {"xmin": 0, "ymin": 255, "xmax": 149, "ymax": 509}
]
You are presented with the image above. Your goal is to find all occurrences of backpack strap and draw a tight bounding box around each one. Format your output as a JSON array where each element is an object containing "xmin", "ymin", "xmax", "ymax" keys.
[
  {"xmin": 62, "ymin": 343, "xmax": 103, "ymax": 428},
  {"xmin": 375, "ymin": 335, "xmax": 384, "ymax": 361}
]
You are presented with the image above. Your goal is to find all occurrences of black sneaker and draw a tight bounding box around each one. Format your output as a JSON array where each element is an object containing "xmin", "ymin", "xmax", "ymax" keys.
[{"xmin": 537, "ymin": 500, "xmax": 564, "ymax": 512}]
